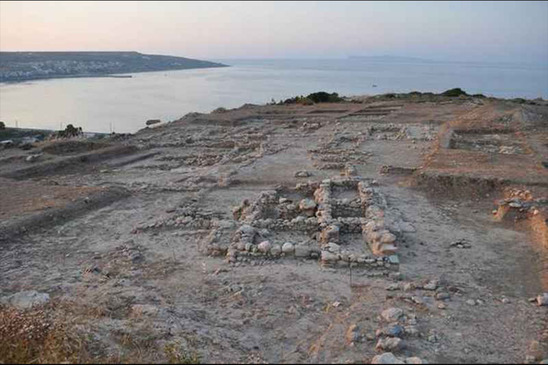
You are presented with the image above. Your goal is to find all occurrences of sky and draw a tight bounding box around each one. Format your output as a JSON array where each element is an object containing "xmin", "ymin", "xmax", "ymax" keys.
[{"xmin": 1, "ymin": 1, "xmax": 547, "ymax": 63}]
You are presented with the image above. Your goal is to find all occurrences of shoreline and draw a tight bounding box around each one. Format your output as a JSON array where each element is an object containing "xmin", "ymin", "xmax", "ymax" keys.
[{"xmin": 0, "ymin": 64, "xmax": 229, "ymax": 84}]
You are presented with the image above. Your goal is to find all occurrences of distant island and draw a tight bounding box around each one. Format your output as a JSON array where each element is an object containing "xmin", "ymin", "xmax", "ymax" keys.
[
  {"xmin": 0, "ymin": 51, "xmax": 228, "ymax": 82},
  {"xmin": 348, "ymin": 55, "xmax": 434, "ymax": 63}
]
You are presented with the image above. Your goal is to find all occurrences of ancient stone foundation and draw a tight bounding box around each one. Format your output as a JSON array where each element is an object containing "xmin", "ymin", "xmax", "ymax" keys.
[{"xmin": 203, "ymin": 176, "xmax": 400, "ymax": 270}]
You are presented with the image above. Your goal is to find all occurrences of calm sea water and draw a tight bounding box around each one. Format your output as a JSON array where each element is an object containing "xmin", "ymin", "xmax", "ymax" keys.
[{"xmin": 1, "ymin": 58, "xmax": 547, "ymax": 133}]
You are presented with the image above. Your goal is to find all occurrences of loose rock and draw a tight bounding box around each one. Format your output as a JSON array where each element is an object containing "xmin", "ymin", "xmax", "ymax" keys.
[
  {"xmin": 372, "ymin": 353, "xmax": 405, "ymax": 364},
  {"xmin": 381, "ymin": 307, "xmax": 404, "ymax": 322}
]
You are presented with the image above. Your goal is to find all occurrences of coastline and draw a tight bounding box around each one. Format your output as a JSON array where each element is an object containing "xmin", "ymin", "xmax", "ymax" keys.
[{"xmin": 0, "ymin": 65, "xmax": 229, "ymax": 84}]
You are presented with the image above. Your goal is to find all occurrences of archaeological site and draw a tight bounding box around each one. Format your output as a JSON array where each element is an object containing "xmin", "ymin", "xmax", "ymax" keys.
[{"xmin": 1, "ymin": 92, "xmax": 547, "ymax": 363}]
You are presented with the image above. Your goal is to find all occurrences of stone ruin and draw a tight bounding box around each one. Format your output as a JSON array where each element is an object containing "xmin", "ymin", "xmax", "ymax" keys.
[{"xmin": 203, "ymin": 176, "xmax": 400, "ymax": 271}]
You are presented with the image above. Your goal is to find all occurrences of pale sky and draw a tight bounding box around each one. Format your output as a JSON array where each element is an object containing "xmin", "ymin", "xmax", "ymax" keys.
[{"xmin": 1, "ymin": 1, "xmax": 547, "ymax": 63}]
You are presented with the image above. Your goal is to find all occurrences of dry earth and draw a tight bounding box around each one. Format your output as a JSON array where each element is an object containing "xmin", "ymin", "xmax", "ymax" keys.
[{"xmin": 0, "ymin": 93, "xmax": 547, "ymax": 364}]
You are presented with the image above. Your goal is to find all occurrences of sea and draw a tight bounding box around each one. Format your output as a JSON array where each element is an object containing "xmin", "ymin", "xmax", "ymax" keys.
[{"xmin": 1, "ymin": 58, "xmax": 547, "ymax": 133}]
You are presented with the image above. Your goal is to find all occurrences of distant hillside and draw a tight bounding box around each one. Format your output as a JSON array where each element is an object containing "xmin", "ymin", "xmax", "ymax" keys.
[{"xmin": 0, "ymin": 51, "xmax": 228, "ymax": 82}]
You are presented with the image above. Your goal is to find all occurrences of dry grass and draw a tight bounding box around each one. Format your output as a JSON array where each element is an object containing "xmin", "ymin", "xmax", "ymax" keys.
[
  {"xmin": 0, "ymin": 300, "xmax": 203, "ymax": 364},
  {"xmin": 0, "ymin": 303, "xmax": 91, "ymax": 364}
]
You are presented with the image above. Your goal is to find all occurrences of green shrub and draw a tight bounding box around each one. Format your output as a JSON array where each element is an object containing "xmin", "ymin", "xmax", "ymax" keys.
[
  {"xmin": 0, "ymin": 121, "xmax": 5, "ymax": 130},
  {"xmin": 472, "ymin": 93, "xmax": 486, "ymax": 98},
  {"xmin": 281, "ymin": 91, "xmax": 343, "ymax": 105},
  {"xmin": 306, "ymin": 91, "xmax": 343, "ymax": 103},
  {"xmin": 441, "ymin": 88, "xmax": 468, "ymax": 97},
  {"xmin": 57, "ymin": 124, "xmax": 83, "ymax": 138}
]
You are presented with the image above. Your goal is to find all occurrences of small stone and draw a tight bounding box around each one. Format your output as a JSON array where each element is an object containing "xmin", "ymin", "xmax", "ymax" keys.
[
  {"xmin": 423, "ymin": 280, "xmax": 438, "ymax": 291},
  {"xmin": 327, "ymin": 242, "xmax": 341, "ymax": 253},
  {"xmin": 402, "ymin": 283, "xmax": 415, "ymax": 292},
  {"xmin": 281, "ymin": 242, "xmax": 295, "ymax": 254},
  {"xmin": 25, "ymin": 154, "xmax": 42, "ymax": 163},
  {"xmin": 321, "ymin": 250, "xmax": 339, "ymax": 262},
  {"xmin": 386, "ymin": 284, "xmax": 400, "ymax": 291},
  {"xmin": 537, "ymin": 293, "xmax": 548, "ymax": 306},
  {"xmin": 299, "ymin": 198, "xmax": 317, "ymax": 211},
  {"xmin": 257, "ymin": 241, "xmax": 271, "ymax": 253},
  {"xmin": 346, "ymin": 324, "xmax": 361, "ymax": 343},
  {"xmin": 435, "ymin": 292, "xmax": 450, "ymax": 301},
  {"xmin": 131, "ymin": 304, "xmax": 159, "ymax": 316},
  {"xmin": 371, "ymin": 353, "xmax": 404, "ymax": 364},
  {"xmin": 2, "ymin": 290, "xmax": 50, "ymax": 309},
  {"xmin": 405, "ymin": 357, "xmax": 426, "ymax": 364},
  {"xmin": 388, "ymin": 255, "xmax": 400, "ymax": 265},
  {"xmin": 381, "ymin": 233, "xmax": 397, "ymax": 244},
  {"xmin": 270, "ymin": 244, "xmax": 282, "ymax": 256},
  {"xmin": 400, "ymin": 222, "xmax": 416, "ymax": 233},
  {"xmin": 384, "ymin": 324, "xmax": 404, "ymax": 338},
  {"xmin": 466, "ymin": 299, "xmax": 476, "ymax": 306},
  {"xmin": 437, "ymin": 303, "xmax": 446, "ymax": 310},
  {"xmin": 294, "ymin": 245, "xmax": 312, "ymax": 257},
  {"xmin": 381, "ymin": 308, "xmax": 404, "ymax": 322},
  {"xmin": 376, "ymin": 337, "xmax": 404, "ymax": 352},
  {"xmin": 527, "ymin": 340, "xmax": 543, "ymax": 362},
  {"xmin": 295, "ymin": 170, "xmax": 311, "ymax": 178},
  {"xmin": 404, "ymin": 326, "xmax": 419, "ymax": 336}
]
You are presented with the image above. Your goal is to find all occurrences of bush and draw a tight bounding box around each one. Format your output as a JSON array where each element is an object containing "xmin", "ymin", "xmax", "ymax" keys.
[
  {"xmin": 472, "ymin": 93, "xmax": 486, "ymax": 98},
  {"xmin": 280, "ymin": 95, "xmax": 313, "ymax": 105},
  {"xmin": 57, "ymin": 124, "xmax": 82, "ymax": 138},
  {"xmin": 306, "ymin": 91, "xmax": 343, "ymax": 103},
  {"xmin": 280, "ymin": 91, "xmax": 343, "ymax": 105},
  {"xmin": 441, "ymin": 88, "xmax": 468, "ymax": 97},
  {"xmin": 0, "ymin": 121, "xmax": 5, "ymax": 130}
]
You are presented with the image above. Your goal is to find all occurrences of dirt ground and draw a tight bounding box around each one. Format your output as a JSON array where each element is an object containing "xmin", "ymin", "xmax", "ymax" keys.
[{"xmin": 0, "ymin": 93, "xmax": 547, "ymax": 364}]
